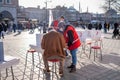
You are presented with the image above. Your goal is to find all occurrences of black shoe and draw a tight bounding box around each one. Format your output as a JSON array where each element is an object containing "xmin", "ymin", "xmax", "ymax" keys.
[
  {"xmin": 43, "ymin": 69, "xmax": 51, "ymax": 73},
  {"xmin": 69, "ymin": 66, "xmax": 76, "ymax": 73},
  {"xmin": 67, "ymin": 64, "xmax": 74, "ymax": 68},
  {"xmin": 59, "ymin": 71, "xmax": 64, "ymax": 77}
]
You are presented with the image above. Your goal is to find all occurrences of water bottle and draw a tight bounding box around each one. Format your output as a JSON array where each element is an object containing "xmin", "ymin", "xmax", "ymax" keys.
[{"xmin": 0, "ymin": 39, "xmax": 4, "ymax": 61}]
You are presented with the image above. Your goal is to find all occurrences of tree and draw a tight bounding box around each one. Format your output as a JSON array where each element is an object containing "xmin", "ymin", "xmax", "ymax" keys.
[{"xmin": 102, "ymin": 0, "xmax": 120, "ymax": 13}]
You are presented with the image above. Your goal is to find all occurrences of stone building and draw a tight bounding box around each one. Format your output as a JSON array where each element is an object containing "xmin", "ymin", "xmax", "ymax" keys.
[
  {"xmin": 24, "ymin": 6, "xmax": 46, "ymax": 23},
  {"xmin": 105, "ymin": 9, "xmax": 120, "ymax": 23},
  {"xmin": 0, "ymin": 0, "xmax": 18, "ymax": 24}
]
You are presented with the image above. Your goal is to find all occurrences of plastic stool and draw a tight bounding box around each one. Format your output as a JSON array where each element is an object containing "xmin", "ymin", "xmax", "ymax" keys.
[
  {"xmin": 89, "ymin": 46, "xmax": 102, "ymax": 61},
  {"xmin": 22, "ymin": 49, "xmax": 40, "ymax": 80},
  {"xmin": 48, "ymin": 59, "xmax": 60, "ymax": 80}
]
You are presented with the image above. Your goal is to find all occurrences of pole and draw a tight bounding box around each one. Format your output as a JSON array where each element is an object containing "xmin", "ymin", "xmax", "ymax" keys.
[
  {"xmin": 45, "ymin": 0, "xmax": 52, "ymax": 25},
  {"xmin": 46, "ymin": 1, "xmax": 47, "ymax": 24},
  {"xmin": 0, "ymin": 40, "xmax": 4, "ymax": 61}
]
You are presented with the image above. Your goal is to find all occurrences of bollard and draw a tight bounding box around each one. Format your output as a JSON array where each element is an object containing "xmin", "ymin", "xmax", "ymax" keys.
[{"xmin": 0, "ymin": 39, "xmax": 4, "ymax": 61}]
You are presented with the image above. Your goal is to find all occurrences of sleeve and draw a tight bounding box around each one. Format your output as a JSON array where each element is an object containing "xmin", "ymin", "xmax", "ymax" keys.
[
  {"xmin": 67, "ymin": 30, "xmax": 74, "ymax": 46},
  {"xmin": 60, "ymin": 34, "xmax": 66, "ymax": 48}
]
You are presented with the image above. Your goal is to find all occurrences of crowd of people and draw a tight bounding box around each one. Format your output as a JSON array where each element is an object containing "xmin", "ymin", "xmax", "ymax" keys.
[
  {"xmin": 0, "ymin": 20, "xmax": 39, "ymax": 39},
  {"xmin": 84, "ymin": 21, "xmax": 120, "ymax": 39},
  {"xmin": 0, "ymin": 16, "xmax": 120, "ymax": 77}
]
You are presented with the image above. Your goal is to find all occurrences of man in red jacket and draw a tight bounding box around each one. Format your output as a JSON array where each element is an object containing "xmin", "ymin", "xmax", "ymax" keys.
[
  {"xmin": 63, "ymin": 24, "xmax": 81, "ymax": 73},
  {"xmin": 50, "ymin": 20, "xmax": 59, "ymax": 30},
  {"xmin": 50, "ymin": 16, "xmax": 65, "ymax": 31}
]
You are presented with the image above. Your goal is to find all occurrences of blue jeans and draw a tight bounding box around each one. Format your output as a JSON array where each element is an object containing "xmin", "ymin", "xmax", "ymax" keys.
[{"xmin": 70, "ymin": 48, "xmax": 78, "ymax": 65}]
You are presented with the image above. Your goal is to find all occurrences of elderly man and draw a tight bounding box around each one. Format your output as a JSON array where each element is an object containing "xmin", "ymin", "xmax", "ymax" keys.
[{"xmin": 41, "ymin": 28, "xmax": 66, "ymax": 76}]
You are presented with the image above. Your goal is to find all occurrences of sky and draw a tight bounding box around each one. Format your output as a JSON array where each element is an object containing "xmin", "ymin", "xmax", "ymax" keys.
[{"xmin": 19, "ymin": 0, "xmax": 105, "ymax": 13}]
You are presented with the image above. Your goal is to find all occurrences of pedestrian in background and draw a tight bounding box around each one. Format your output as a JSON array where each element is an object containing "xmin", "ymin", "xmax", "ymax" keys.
[
  {"xmin": 13, "ymin": 22, "xmax": 16, "ymax": 33},
  {"xmin": 98, "ymin": 23, "xmax": 102, "ymax": 30},
  {"xmin": 0, "ymin": 21, "xmax": 4, "ymax": 39},
  {"xmin": 104, "ymin": 22, "xmax": 107, "ymax": 33}
]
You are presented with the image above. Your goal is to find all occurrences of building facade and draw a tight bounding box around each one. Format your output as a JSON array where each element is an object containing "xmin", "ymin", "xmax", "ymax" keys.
[
  {"xmin": 0, "ymin": 0, "xmax": 18, "ymax": 24},
  {"xmin": 24, "ymin": 7, "xmax": 46, "ymax": 23}
]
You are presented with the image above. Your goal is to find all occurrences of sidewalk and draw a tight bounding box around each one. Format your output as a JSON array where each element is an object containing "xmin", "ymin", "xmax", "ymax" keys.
[{"xmin": 1, "ymin": 29, "xmax": 120, "ymax": 80}]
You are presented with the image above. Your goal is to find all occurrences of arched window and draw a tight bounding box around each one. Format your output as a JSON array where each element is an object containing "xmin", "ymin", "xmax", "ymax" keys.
[
  {"xmin": 6, "ymin": 0, "xmax": 11, "ymax": 4},
  {"xmin": 1, "ymin": 10, "xmax": 13, "ymax": 20}
]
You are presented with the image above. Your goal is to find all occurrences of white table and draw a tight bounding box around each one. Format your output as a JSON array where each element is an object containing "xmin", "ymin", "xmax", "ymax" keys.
[{"xmin": 0, "ymin": 55, "xmax": 20, "ymax": 80}]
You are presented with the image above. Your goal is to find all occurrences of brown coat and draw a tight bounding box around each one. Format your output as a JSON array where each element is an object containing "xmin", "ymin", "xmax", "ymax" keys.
[{"xmin": 41, "ymin": 31, "xmax": 66, "ymax": 59}]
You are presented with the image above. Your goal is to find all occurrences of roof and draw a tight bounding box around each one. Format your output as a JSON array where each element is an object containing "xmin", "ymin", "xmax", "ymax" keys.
[{"xmin": 105, "ymin": 9, "xmax": 117, "ymax": 15}]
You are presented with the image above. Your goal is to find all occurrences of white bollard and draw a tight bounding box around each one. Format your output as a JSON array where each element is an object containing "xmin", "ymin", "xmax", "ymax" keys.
[{"xmin": 0, "ymin": 39, "xmax": 4, "ymax": 61}]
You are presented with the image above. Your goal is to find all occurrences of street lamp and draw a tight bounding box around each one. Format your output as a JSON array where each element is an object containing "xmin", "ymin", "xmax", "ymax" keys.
[
  {"xmin": 45, "ymin": 0, "xmax": 52, "ymax": 24},
  {"xmin": 43, "ymin": 0, "xmax": 51, "ymax": 33}
]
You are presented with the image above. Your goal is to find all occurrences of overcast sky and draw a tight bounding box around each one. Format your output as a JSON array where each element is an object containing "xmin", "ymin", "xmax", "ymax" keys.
[{"xmin": 19, "ymin": 0, "xmax": 105, "ymax": 13}]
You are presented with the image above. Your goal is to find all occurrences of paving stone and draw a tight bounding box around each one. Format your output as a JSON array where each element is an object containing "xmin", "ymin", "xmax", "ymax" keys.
[{"xmin": 2, "ymin": 29, "xmax": 120, "ymax": 80}]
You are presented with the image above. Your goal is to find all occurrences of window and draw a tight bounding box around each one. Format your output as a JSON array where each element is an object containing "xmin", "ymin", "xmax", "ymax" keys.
[
  {"xmin": 6, "ymin": 0, "xmax": 11, "ymax": 4},
  {"xmin": 0, "ymin": 0, "xmax": 3, "ymax": 3}
]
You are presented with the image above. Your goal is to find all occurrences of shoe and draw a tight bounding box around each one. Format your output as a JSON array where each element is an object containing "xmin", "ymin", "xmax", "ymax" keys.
[
  {"xmin": 67, "ymin": 64, "xmax": 74, "ymax": 68},
  {"xmin": 43, "ymin": 69, "xmax": 51, "ymax": 73},
  {"xmin": 59, "ymin": 71, "xmax": 63, "ymax": 77},
  {"xmin": 69, "ymin": 65, "xmax": 76, "ymax": 73},
  {"xmin": 66, "ymin": 55, "xmax": 71, "ymax": 59}
]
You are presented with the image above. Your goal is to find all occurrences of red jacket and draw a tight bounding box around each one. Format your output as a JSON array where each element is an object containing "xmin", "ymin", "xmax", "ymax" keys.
[
  {"xmin": 63, "ymin": 25, "xmax": 81, "ymax": 50},
  {"xmin": 53, "ymin": 20, "xmax": 59, "ymax": 30}
]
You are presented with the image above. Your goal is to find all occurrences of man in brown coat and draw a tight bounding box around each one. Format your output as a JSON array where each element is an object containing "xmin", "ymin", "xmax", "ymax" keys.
[{"xmin": 41, "ymin": 28, "xmax": 66, "ymax": 76}]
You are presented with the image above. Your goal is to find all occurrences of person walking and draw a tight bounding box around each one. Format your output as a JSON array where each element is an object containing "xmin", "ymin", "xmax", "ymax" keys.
[
  {"xmin": 0, "ymin": 21, "xmax": 4, "ymax": 39},
  {"xmin": 13, "ymin": 22, "xmax": 16, "ymax": 33},
  {"xmin": 17, "ymin": 22, "xmax": 22, "ymax": 34},
  {"xmin": 41, "ymin": 28, "xmax": 66, "ymax": 76},
  {"xmin": 112, "ymin": 22, "xmax": 119, "ymax": 38},
  {"xmin": 104, "ymin": 22, "xmax": 107, "ymax": 33},
  {"xmin": 98, "ymin": 23, "xmax": 102, "ymax": 30}
]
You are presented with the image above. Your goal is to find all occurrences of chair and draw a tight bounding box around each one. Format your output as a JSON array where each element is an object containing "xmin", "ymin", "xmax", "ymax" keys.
[
  {"xmin": 89, "ymin": 30, "xmax": 103, "ymax": 61},
  {"xmin": 78, "ymin": 30, "xmax": 92, "ymax": 58},
  {"xmin": 22, "ymin": 34, "xmax": 43, "ymax": 80},
  {"xmin": 22, "ymin": 49, "xmax": 41, "ymax": 80},
  {"xmin": 89, "ymin": 43, "xmax": 102, "ymax": 61},
  {"xmin": 36, "ymin": 58, "xmax": 61, "ymax": 80},
  {"xmin": 48, "ymin": 59, "xmax": 60, "ymax": 80},
  {"xmin": 78, "ymin": 31, "xmax": 89, "ymax": 58}
]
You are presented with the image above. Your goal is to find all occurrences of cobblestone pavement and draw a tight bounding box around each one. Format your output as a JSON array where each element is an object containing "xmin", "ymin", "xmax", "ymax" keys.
[{"xmin": 1, "ymin": 29, "xmax": 120, "ymax": 80}]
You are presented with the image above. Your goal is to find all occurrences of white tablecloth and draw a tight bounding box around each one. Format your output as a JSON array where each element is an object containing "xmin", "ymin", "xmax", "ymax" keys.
[{"xmin": 0, "ymin": 56, "xmax": 20, "ymax": 70}]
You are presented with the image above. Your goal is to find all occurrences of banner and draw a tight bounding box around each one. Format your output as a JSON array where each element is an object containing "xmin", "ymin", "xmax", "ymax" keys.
[{"xmin": 48, "ymin": 10, "xmax": 53, "ymax": 28}]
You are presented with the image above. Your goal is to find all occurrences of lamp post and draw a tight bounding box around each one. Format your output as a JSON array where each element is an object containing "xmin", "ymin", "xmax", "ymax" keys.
[
  {"xmin": 45, "ymin": 0, "xmax": 51, "ymax": 25},
  {"xmin": 43, "ymin": 0, "xmax": 51, "ymax": 33}
]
